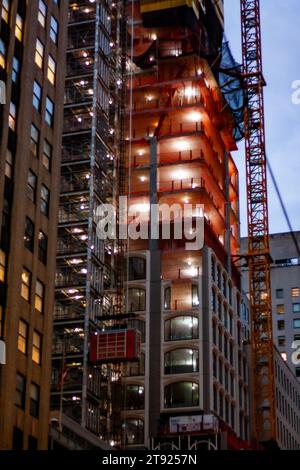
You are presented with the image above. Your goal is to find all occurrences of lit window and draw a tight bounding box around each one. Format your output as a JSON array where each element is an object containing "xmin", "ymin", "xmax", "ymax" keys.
[
  {"xmin": 50, "ymin": 16, "xmax": 58, "ymax": 43},
  {"xmin": 18, "ymin": 320, "xmax": 28, "ymax": 354},
  {"xmin": 27, "ymin": 170, "xmax": 37, "ymax": 202},
  {"xmin": 8, "ymin": 102, "xmax": 16, "ymax": 131},
  {"xmin": 21, "ymin": 268, "xmax": 31, "ymax": 301},
  {"xmin": 12, "ymin": 57, "xmax": 20, "ymax": 83},
  {"xmin": 164, "ymin": 286, "xmax": 171, "ymax": 310},
  {"xmin": 30, "ymin": 124, "xmax": 39, "ymax": 156},
  {"xmin": 165, "ymin": 316, "xmax": 198, "ymax": 341},
  {"xmin": 15, "ymin": 14, "xmax": 23, "ymax": 42},
  {"xmin": 24, "ymin": 217, "xmax": 35, "ymax": 252},
  {"xmin": 45, "ymin": 96, "xmax": 54, "ymax": 126},
  {"xmin": 0, "ymin": 250, "xmax": 6, "ymax": 283},
  {"xmin": 32, "ymin": 331, "xmax": 42, "ymax": 365},
  {"xmin": 127, "ymin": 288, "xmax": 146, "ymax": 312},
  {"xmin": 38, "ymin": 231, "xmax": 47, "ymax": 264},
  {"xmin": 42, "ymin": 140, "xmax": 52, "ymax": 171},
  {"xmin": 38, "ymin": 0, "xmax": 47, "ymax": 27},
  {"xmin": 124, "ymin": 385, "xmax": 145, "ymax": 410},
  {"xmin": 35, "ymin": 39, "xmax": 44, "ymax": 68},
  {"xmin": 276, "ymin": 289, "xmax": 284, "ymax": 299},
  {"xmin": 40, "ymin": 185, "xmax": 50, "ymax": 216},
  {"xmin": 5, "ymin": 150, "xmax": 13, "ymax": 178},
  {"xmin": 0, "ymin": 39, "xmax": 6, "ymax": 69},
  {"xmin": 16, "ymin": 373, "xmax": 26, "ymax": 409},
  {"xmin": 292, "ymin": 288, "xmax": 300, "ymax": 298},
  {"xmin": 33, "ymin": 81, "xmax": 42, "ymax": 111},
  {"xmin": 47, "ymin": 55, "xmax": 56, "ymax": 85},
  {"xmin": 192, "ymin": 283, "xmax": 199, "ymax": 306},
  {"xmin": 293, "ymin": 303, "xmax": 300, "ymax": 313},
  {"xmin": 164, "ymin": 348, "xmax": 199, "ymax": 374},
  {"xmin": 293, "ymin": 319, "xmax": 300, "ymax": 329},
  {"xmin": 35, "ymin": 280, "xmax": 44, "ymax": 313},
  {"xmin": 1, "ymin": 0, "xmax": 10, "ymax": 23},
  {"xmin": 276, "ymin": 304, "xmax": 285, "ymax": 315},
  {"xmin": 30, "ymin": 383, "xmax": 40, "ymax": 418}
]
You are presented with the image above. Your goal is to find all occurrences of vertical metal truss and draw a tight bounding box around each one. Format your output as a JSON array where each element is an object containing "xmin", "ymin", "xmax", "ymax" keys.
[
  {"xmin": 240, "ymin": 0, "xmax": 276, "ymax": 444},
  {"xmin": 52, "ymin": 0, "xmax": 117, "ymax": 440}
]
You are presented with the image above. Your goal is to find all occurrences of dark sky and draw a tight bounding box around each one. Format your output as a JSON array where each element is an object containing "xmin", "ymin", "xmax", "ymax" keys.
[{"xmin": 224, "ymin": 0, "xmax": 300, "ymax": 237}]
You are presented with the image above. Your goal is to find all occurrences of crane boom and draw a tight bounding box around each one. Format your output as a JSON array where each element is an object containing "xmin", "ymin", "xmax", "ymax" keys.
[{"xmin": 240, "ymin": 0, "xmax": 276, "ymax": 444}]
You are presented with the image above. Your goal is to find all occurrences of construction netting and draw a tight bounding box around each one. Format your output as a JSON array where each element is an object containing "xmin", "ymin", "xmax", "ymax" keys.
[{"xmin": 218, "ymin": 40, "xmax": 246, "ymax": 141}]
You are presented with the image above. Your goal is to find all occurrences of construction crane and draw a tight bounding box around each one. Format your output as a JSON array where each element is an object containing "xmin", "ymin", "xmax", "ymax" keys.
[{"xmin": 240, "ymin": 0, "xmax": 276, "ymax": 446}]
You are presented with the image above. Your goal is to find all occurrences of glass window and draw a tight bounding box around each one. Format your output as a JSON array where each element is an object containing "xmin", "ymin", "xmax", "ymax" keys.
[
  {"xmin": 0, "ymin": 250, "xmax": 6, "ymax": 282},
  {"xmin": 276, "ymin": 304, "xmax": 285, "ymax": 315},
  {"xmin": 38, "ymin": 0, "xmax": 47, "ymax": 27},
  {"xmin": 164, "ymin": 286, "xmax": 171, "ymax": 310},
  {"xmin": 0, "ymin": 38, "xmax": 6, "ymax": 69},
  {"xmin": 33, "ymin": 81, "xmax": 42, "ymax": 111},
  {"xmin": 50, "ymin": 16, "xmax": 58, "ymax": 43},
  {"xmin": 38, "ymin": 231, "xmax": 47, "ymax": 264},
  {"xmin": 277, "ymin": 320, "xmax": 285, "ymax": 331},
  {"xmin": 35, "ymin": 39, "xmax": 44, "ymax": 68},
  {"xmin": 18, "ymin": 320, "xmax": 28, "ymax": 354},
  {"xmin": 0, "ymin": 305, "xmax": 3, "ymax": 338},
  {"xmin": 293, "ymin": 319, "xmax": 300, "ymax": 329},
  {"xmin": 35, "ymin": 280, "xmax": 44, "ymax": 313},
  {"xmin": 32, "ymin": 331, "xmax": 42, "ymax": 365},
  {"xmin": 42, "ymin": 140, "xmax": 52, "ymax": 170},
  {"xmin": 21, "ymin": 268, "xmax": 31, "ymax": 301},
  {"xmin": 122, "ymin": 419, "xmax": 144, "ymax": 445},
  {"xmin": 127, "ymin": 288, "xmax": 146, "ymax": 312},
  {"xmin": 292, "ymin": 288, "xmax": 300, "ymax": 298},
  {"xmin": 192, "ymin": 284, "xmax": 199, "ymax": 307},
  {"xmin": 128, "ymin": 257, "xmax": 146, "ymax": 280},
  {"xmin": 45, "ymin": 96, "xmax": 54, "ymax": 126},
  {"xmin": 8, "ymin": 102, "xmax": 16, "ymax": 131},
  {"xmin": 1, "ymin": 0, "xmax": 10, "ymax": 23},
  {"xmin": 40, "ymin": 185, "xmax": 50, "ymax": 216},
  {"xmin": 124, "ymin": 385, "xmax": 144, "ymax": 410},
  {"xmin": 15, "ymin": 14, "xmax": 23, "ymax": 41},
  {"xmin": 12, "ymin": 57, "xmax": 20, "ymax": 83},
  {"xmin": 276, "ymin": 289, "xmax": 284, "ymax": 299},
  {"xmin": 16, "ymin": 373, "xmax": 26, "ymax": 409},
  {"xmin": 164, "ymin": 381, "xmax": 199, "ymax": 408},
  {"xmin": 278, "ymin": 336, "xmax": 286, "ymax": 347},
  {"xmin": 27, "ymin": 170, "xmax": 37, "ymax": 202},
  {"xmin": 30, "ymin": 124, "xmax": 39, "ymax": 156},
  {"xmin": 164, "ymin": 348, "xmax": 199, "ymax": 374},
  {"xmin": 127, "ymin": 319, "xmax": 145, "ymax": 343},
  {"xmin": 47, "ymin": 55, "xmax": 56, "ymax": 85},
  {"xmin": 24, "ymin": 217, "xmax": 35, "ymax": 252},
  {"xmin": 30, "ymin": 383, "xmax": 40, "ymax": 418},
  {"xmin": 293, "ymin": 303, "xmax": 300, "ymax": 313},
  {"xmin": 164, "ymin": 316, "xmax": 198, "ymax": 341}
]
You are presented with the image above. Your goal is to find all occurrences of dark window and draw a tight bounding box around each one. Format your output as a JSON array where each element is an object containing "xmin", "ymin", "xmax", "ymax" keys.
[
  {"xmin": 164, "ymin": 348, "xmax": 199, "ymax": 374},
  {"xmin": 293, "ymin": 319, "xmax": 300, "ymax": 329},
  {"xmin": 164, "ymin": 381, "xmax": 199, "ymax": 408},
  {"xmin": 293, "ymin": 303, "xmax": 300, "ymax": 313},
  {"xmin": 276, "ymin": 289, "xmax": 284, "ymax": 299},
  {"xmin": 128, "ymin": 257, "xmax": 146, "ymax": 280},
  {"xmin": 127, "ymin": 319, "xmax": 145, "ymax": 343},
  {"xmin": 40, "ymin": 185, "xmax": 49, "ymax": 216},
  {"xmin": 124, "ymin": 385, "xmax": 144, "ymax": 410},
  {"xmin": 24, "ymin": 217, "xmax": 34, "ymax": 252},
  {"xmin": 16, "ymin": 373, "xmax": 26, "ymax": 409},
  {"xmin": 28, "ymin": 435, "xmax": 38, "ymax": 450},
  {"xmin": 278, "ymin": 320, "xmax": 285, "ymax": 331},
  {"xmin": 30, "ymin": 124, "xmax": 39, "ymax": 157},
  {"xmin": 12, "ymin": 427, "xmax": 23, "ymax": 450},
  {"xmin": 296, "ymin": 368, "xmax": 300, "ymax": 378},
  {"xmin": 278, "ymin": 336, "xmax": 286, "ymax": 347},
  {"xmin": 38, "ymin": 231, "xmax": 47, "ymax": 264},
  {"xmin": 30, "ymin": 383, "xmax": 40, "ymax": 418},
  {"xmin": 12, "ymin": 57, "xmax": 20, "ymax": 83},
  {"xmin": 27, "ymin": 170, "xmax": 37, "ymax": 202},
  {"xmin": 123, "ymin": 419, "xmax": 144, "ymax": 446}
]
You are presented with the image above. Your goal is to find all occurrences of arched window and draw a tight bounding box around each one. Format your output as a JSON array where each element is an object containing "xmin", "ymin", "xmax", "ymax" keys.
[
  {"xmin": 164, "ymin": 286, "xmax": 171, "ymax": 310},
  {"xmin": 127, "ymin": 319, "xmax": 146, "ymax": 343},
  {"xmin": 124, "ymin": 385, "xmax": 145, "ymax": 410},
  {"xmin": 164, "ymin": 316, "xmax": 198, "ymax": 341},
  {"xmin": 123, "ymin": 419, "xmax": 144, "ymax": 445},
  {"xmin": 164, "ymin": 348, "xmax": 199, "ymax": 374},
  {"xmin": 164, "ymin": 381, "xmax": 199, "ymax": 408},
  {"xmin": 127, "ymin": 288, "xmax": 146, "ymax": 312},
  {"xmin": 192, "ymin": 283, "xmax": 199, "ymax": 307},
  {"xmin": 128, "ymin": 257, "xmax": 146, "ymax": 281}
]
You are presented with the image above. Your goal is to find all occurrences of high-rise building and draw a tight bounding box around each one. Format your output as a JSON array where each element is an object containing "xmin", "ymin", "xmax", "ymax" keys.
[
  {"xmin": 50, "ymin": 0, "xmax": 124, "ymax": 445},
  {"xmin": 0, "ymin": 0, "xmax": 68, "ymax": 449},
  {"xmin": 241, "ymin": 232, "xmax": 300, "ymax": 380},
  {"xmin": 121, "ymin": 0, "xmax": 252, "ymax": 450}
]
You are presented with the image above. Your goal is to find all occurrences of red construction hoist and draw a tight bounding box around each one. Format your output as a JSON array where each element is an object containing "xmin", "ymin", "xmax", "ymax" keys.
[{"xmin": 240, "ymin": 0, "xmax": 276, "ymax": 445}]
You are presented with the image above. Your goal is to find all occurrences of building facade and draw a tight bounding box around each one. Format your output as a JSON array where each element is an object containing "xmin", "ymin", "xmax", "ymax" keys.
[
  {"xmin": 121, "ymin": 0, "xmax": 252, "ymax": 450},
  {"xmin": 241, "ymin": 232, "xmax": 300, "ymax": 380},
  {"xmin": 0, "ymin": 0, "xmax": 67, "ymax": 449}
]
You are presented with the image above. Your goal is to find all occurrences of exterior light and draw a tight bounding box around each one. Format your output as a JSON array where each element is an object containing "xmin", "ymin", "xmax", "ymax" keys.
[
  {"xmin": 188, "ymin": 111, "xmax": 201, "ymax": 122},
  {"xmin": 184, "ymin": 87, "xmax": 194, "ymax": 98},
  {"xmin": 140, "ymin": 176, "xmax": 146, "ymax": 182}
]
